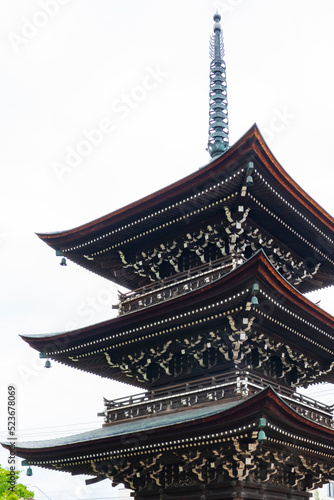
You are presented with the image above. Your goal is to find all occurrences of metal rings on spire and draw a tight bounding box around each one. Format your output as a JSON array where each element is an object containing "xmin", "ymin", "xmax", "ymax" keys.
[{"xmin": 207, "ymin": 12, "xmax": 229, "ymax": 158}]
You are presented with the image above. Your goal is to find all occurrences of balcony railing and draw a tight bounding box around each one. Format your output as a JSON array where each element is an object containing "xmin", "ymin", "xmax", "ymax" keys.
[
  {"xmin": 99, "ymin": 370, "xmax": 334, "ymax": 428},
  {"xmin": 117, "ymin": 255, "xmax": 243, "ymax": 315}
]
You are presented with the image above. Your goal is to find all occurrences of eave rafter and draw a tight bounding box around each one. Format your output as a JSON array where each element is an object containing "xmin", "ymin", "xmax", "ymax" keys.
[
  {"xmin": 36, "ymin": 125, "xmax": 334, "ymax": 292},
  {"xmin": 53, "ymin": 305, "xmax": 332, "ymax": 389},
  {"xmin": 10, "ymin": 389, "xmax": 334, "ymax": 491},
  {"xmin": 21, "ymin": 253, "xmax": 334, "ymax": 388}
]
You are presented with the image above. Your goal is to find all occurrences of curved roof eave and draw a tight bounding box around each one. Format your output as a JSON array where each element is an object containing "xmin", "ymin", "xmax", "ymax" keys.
[
  {"xmin": 36, "ymin": 124, "xmax": 334, "ymax": 249},
  {"xmin": 20, "ymin": 250, "xmax": 334, "ymax": 351},
  {"xmin": 4, "ymin": 387, "xmax": 334, "ymax": 462}
]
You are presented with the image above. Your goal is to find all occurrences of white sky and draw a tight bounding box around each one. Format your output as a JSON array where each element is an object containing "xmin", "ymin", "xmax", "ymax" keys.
[{"xmin": 1, "ymin": 1, "xmax": 334, "ymax": 499}]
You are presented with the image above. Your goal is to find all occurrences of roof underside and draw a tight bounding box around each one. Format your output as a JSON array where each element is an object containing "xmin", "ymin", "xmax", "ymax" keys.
[
  {"xmin": 21, "ymin": 252, "xmax": 334, "ymax": 386},
  {"xmin": 36, "ymin": 125, "xmax": 334, "ymax": 292},
  {"xmin": 6, "ymin": 388, "xmax": 334, "ymax": 472}
]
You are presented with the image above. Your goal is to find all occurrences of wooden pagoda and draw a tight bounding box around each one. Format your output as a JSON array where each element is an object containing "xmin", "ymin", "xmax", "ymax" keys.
[{"xmin": 4, "ymin": 12, "xmax": 334, "ymax": 500}]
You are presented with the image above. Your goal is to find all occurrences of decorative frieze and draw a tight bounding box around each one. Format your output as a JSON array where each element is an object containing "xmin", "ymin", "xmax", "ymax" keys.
[
  {"xmin": 116, "ymin": 213, "xmax": 322, "ymax": 310},
  {"xmin": 103, "ymin": 322, "xmax": 259, "ymax": 385},
  {"xmin": 89, "ymin": 435, "xmax": 334, "ymax": 493},
  {"xmin": 117, "ymin": 204, "xmax": 250, "ymax": 283},
  {"xmin": 245, "ymin": 224, "xmax": 322, "ymax": 286},
  {"xmin": 101, "ymin": 311, "xmax": 330, "ymax": 389}
]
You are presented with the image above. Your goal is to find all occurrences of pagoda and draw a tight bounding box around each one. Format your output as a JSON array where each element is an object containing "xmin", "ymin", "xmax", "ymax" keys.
[{"xmin": 4, "ymin": 12, "xmax": 334, "ymax": 500}]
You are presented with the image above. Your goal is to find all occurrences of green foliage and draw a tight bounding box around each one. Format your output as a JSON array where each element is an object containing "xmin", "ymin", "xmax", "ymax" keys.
[
  {"xmin": 312, "ymin": 490, "xmax": 325, "ymax": 500},
  {"xmin": 0, "ymin": 466, "xmax": 34, "ymax": 499},
  {"xmin": 6, "ymin": 493, "xmax": 19, "ymax": 500}
]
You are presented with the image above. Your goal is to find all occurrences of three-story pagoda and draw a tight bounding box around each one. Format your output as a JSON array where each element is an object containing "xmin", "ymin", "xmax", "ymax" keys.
[{"xmin": 4, "ymin": 12, "xmax": 334, "ymax": 500}]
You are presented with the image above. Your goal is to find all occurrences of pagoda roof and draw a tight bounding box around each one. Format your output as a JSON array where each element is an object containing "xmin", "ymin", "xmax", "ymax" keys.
[
  {"xmin": 4, "ymin": 387, "xmax": 334, "ymax": 474},
  {"xmin": 37, "ymin": 124, "xmax": 334, "ymax": 292},
  {"xmin": 9, "ymin": 399, "xmax": 240, "ymax": 451},
  {"xmin": 21, "ymin": 251, "xmax": 334, "ymax": 386}
]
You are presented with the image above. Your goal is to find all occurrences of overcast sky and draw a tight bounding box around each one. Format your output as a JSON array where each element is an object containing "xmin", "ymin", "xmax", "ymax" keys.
[{"xmin": 1, "ymin": 1, "xmax": 334, "ymax": 499}]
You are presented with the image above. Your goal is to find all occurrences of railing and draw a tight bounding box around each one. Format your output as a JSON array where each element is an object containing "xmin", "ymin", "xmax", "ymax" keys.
[
  {"xmin": 118, "ymin": 255, "xmax": 243, "ymax": 315},
  {"xmin": 102, "ymin": 371, "xmax": 249, "ymax": 411},
  {"xmin": 241, "ymin": 373, "xmax": 334, "ymax": 428},
  {"xmin": 99, "ymin": 370, "xmax": 334, "ymax": 428}
]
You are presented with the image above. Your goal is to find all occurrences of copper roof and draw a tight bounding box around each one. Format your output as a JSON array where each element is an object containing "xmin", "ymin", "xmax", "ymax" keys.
[{"xmin": 5, "ymin": 387, "xmax": 334, "ymax": 473}]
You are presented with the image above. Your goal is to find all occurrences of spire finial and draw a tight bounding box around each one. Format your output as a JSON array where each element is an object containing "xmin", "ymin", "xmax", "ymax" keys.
[{"xmin": 207, "ymin": 12, "xmax": 229, "ymax": 158}]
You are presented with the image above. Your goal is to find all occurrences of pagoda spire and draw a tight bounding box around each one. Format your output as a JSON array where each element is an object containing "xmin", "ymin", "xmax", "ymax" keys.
[{"xmin": 207, "ymin": 12, "xmax": 229, "ymax": 158}]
